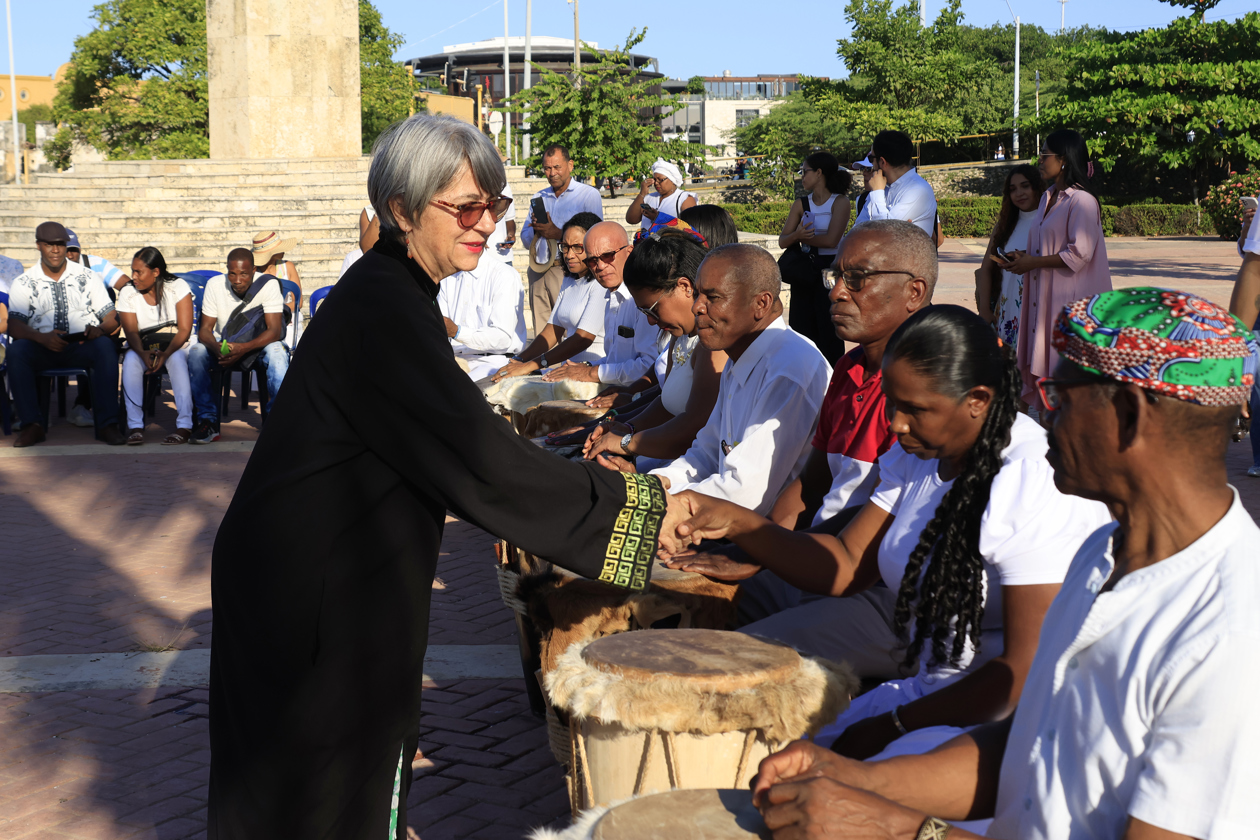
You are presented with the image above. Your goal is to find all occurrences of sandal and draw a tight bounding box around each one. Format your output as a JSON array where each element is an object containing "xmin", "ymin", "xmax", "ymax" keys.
[
  {"xmin": 126, "ymin": 431, "xmax": 145, "ymax": 446},
  {"xmin": 163, "ymin": 428, "xmax": 192, "ymax": 446}
]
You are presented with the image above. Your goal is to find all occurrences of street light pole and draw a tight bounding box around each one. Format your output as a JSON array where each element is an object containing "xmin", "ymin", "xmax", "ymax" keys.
[
  {"xmin": 5, "ymin": 0, "xmax": 19, "ymax": 184},
  {"xmin": 502, "ymin": 0, "xmax": 510, "ymax": 162},
  {"xmin": 1003, "ymin": 0, "xmax": 1020, "ymax": 159},
  {"xmin": 568, "ymin": 0, "xmax": 579, "ymax": 79},
  {"xmin": 523, "ymin": 0, "xmax": 532, "ymax": 160},
  {"xmin": 919, "ymin": 0, "xmax": 926, "ymax": 27}
]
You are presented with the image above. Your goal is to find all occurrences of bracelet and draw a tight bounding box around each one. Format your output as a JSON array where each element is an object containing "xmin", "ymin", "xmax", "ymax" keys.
[
  {"xmin": 914, "ymin": 817, "xmax": 952, "ymax": 840},
  {"xmin": 889, "ymin": 705, "xmax": 909, "ymax": 736},
  {"xmin": 625, "ymin": 422, "xmax": 635, "ymax": 433}
]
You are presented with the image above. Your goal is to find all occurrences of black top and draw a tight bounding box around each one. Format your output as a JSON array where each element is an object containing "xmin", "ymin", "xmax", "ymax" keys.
[{"xmin": 207, "ymin": 235, "xmax": 665, "ymax": 838}]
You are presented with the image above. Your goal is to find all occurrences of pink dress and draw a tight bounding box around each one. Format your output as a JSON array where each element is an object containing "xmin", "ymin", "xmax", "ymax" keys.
[{"xmin": 1017, "ymin": 186, "xmax": 1112, "ymax": 402}]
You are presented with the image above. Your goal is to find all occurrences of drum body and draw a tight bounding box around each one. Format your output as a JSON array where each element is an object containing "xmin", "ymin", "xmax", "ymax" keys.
[
  {"xmin": 548, "ymin": 629, "xmax": 857, "ymax": 811},
  {"xmin": 592, "ymin": 789, "xmax": 770, "ymax": 840}
]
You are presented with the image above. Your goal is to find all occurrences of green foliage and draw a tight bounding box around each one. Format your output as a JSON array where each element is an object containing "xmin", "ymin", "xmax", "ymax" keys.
[
  {"xmin": 53, "ymin": 0, "xmax": 209, "ymax": 161},
  {"xmin": 359, "ymin": 0, "xmax": 415, "ymax": 153},
  {"xmin": 686, "ymin": 76, "xmax": 706, "ymax": 95},
  {"xmin": 43, "ymin": 128, "xmax": 74, "ymax": 171},
  {"xmin": 15, "ymin": 104, "xmax": 54, "ymax": 144},
  {"xmin": 746, "ymin": 123, "xmax": 798, "ymax": 201},
  {"xmin": 1029, "ymin": 13, "xmax": 1260, "ymax": 193},
  {"xmin": 731, "ymin": 94, "xmax": 864, "ymax": 165},
  {"xmin": 502, "ymin": 29, "xmax": 706, "ymax": 179},
  {"xmin": 1202, "ymin": 168, "xmax": 1260, "ymax": 240},
  {"xmin": 714, "ymin": 197, "xmax": 1216, "ymax": 237}
]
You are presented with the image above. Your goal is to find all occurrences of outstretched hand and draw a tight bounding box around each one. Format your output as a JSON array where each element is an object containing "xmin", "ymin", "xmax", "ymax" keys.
[
  {"xmin": 661, "ymin": 546, "xmax": 761, "ymax": 581},
  {"xmin": 666, "ymin": 489, "xmax": 750, "ymax": 547}
]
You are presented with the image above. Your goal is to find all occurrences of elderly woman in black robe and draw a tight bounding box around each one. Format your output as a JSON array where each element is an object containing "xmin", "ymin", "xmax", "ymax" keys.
[{"xmin": 207, "ymin": 115, "xmax": 680, "ymax": 838}]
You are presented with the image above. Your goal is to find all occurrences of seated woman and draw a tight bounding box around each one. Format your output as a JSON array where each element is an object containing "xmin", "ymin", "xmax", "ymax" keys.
[
  {"xmin": 665, "ymin": 306, "xmax": 1109, "ymax": 772},
  {"xmin": 583, "ymin": 229, "xmax": 726, "ymax": 473},
  {"xmin": 117, "ymin": 247, "xmax": 195, "ymax": 445},
  {"xmin": 626, "ymin": 159, "xmax": 696, "ymax": 230},
  {"xmin": 493, "ymin": 212, "xmax": 605, "ymax": 381}
]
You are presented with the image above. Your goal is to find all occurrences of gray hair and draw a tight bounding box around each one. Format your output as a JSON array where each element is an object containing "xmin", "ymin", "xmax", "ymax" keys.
[
  {"xmin": 368, "ymin": 114, "xmax": 507, "ymax": 239},
  {"xmin": 701, "ymin": 243, "xmax": 782, "ymax": 299},
  {"xmin": 845, "ymin": 219, "xmax": 939, "ymax": 294}
]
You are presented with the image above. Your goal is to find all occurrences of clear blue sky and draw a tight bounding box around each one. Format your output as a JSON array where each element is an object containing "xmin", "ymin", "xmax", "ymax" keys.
[{"xmin": 4, "ymin": 0, "xmax": 1255, "ymax": 81}]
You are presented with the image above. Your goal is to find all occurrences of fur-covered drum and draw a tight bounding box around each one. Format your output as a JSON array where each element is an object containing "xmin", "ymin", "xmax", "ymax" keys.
[
  {"xmin": 547, "ymin": 629, "xmax": 857, "ymax": 811},
  {"xmin": 519, "ymin": 400, "xmax": 606, "ymax": 438},
  {"xmin": 593, "ymin": 789, "xmax": 770, "ymax": 839}
]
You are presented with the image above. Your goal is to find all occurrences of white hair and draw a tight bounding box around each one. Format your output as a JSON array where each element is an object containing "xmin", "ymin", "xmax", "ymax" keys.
[{"xmin": 367, "ymin": 114, "xmax": 507, "ymax": 239}]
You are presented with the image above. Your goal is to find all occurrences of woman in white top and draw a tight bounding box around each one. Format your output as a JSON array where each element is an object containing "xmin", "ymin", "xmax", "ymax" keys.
[
  {"xmin": 583, "ymin": 229, "xmax": 727, "ymax": 470},
  {"xmin": 779, "ymin": 152, "xmax": 852, "ymax": 364},
  {"xmin": 493, "ymin": 212, "xmax": 605, "ymax": 380},
  {"xmin": 666, "ymin": 306, "xmax": 1109, "ymax": 776},
  {"xmin": 626, "ymin": 159, "xmax": 697, "ymax": 229},
  {"xmin": 116, "ymin": 247, "xmax": 195, "ymax": 445},
  {"xmin": 975, "ymin": 164, "xmax": 1047, "ymax": 347}
]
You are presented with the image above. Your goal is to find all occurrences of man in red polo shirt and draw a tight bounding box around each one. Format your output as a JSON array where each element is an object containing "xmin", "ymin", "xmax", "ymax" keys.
[{"xmin": 668, "ymin": 220, "xmax": 935, "ymax": 680}]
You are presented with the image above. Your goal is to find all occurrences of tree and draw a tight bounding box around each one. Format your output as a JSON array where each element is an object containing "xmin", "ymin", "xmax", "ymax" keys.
[
  {"xmin": 502, "ymin": 29, "xmax": 706, "ymax": 180},
  {"xmin": 359, "ymin": 0, "xmax": 415, "ymax": 152},
  {"xmin": 16, "ymin": 104, "xmax": 54, "ymax": 144},
  {"xmin": 1029, "ymin": 12, "xmax": 1260, "ymax": 196},
  {"xmin": 52, "ymin": 0, "xmax": 208, "ymax": 162},
  {"xmin": 686, "ymin": 76, "xmax": 706, "ymax": 95}
]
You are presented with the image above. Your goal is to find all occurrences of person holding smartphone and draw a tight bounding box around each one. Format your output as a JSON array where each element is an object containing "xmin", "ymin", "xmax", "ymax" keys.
[
  {"xmin": 974, "ymin": 164, "xmax": 1046, "ymax": 347},
  {"xmin": 1231, "ymin": 195, "xmax": 1260, "ymax": 477},
  {"xmin": 626, "ymin": 159, "xmax": 696, "ymax": 230}
]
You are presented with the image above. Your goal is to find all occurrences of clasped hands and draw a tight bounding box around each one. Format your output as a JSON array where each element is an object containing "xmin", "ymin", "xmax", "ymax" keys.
[{"xmin": 655, "ymin": 489, "xmax": 762, "ymax": 581}]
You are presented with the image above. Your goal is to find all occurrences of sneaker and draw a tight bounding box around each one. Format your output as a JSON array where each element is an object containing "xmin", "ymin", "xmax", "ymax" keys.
[
  {"xmin": 69, "ymin": 404, "xmax": 94, "ymax": 427},
  {"xmin": 1248, "ymin": 465, "xmax": 1260, "ymax": 478},
  {"xmin": 190, "ymin": 419, "xmax": 220, "ymax": 445}
]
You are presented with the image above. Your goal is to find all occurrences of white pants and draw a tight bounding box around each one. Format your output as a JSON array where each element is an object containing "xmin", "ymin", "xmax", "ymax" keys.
[{"xmin": 123, "ymin": 346, "xmax": 192, "ymax": 431}]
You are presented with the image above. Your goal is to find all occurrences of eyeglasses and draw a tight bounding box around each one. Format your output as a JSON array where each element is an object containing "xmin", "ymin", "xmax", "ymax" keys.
[
  {"xmin": 798, "ymin": 166, "xmax": 816, "ymax": 176},
  {"xmin": 1035, "ymin": 376, "xmax": 1102, "ymax": 412},
  {"xmin": 824, "ymin": 267, "xmax": 916, "ymax": 292},
  {"xmin": 429, "ymin": 196, "xmax": 513, "ymax": 228},
  {"xmin": 637, "ymin": 294, "xmax": 665, "ymax": 319},
  {"xmin": 558, "ymin": 242, "xmax": 586, "ymax": 255},
  {"xmin": 584, "ymin": 244, "xmax": 630, "ymax": 269}
]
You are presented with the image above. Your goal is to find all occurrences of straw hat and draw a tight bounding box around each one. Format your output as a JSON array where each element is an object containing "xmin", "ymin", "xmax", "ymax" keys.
[{"xmin": 251, "ymin": 230, "xmax": 299, "ymax": 264}]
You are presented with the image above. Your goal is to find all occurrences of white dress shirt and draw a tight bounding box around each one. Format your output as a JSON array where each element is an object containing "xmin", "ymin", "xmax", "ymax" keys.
[
  {"xmin": 520, "ymin": 179, "xmax": 604, "ymax": 265},
  {"xmin": 437, "ymin": 255, "xmax": 527, "ymax": 380},
  {"xmin": 651, "ymin": 317, "xmax": 831, "ymax": 515},
  {"xmin": 989, "ymin": 490, "xmax": 1260, "ymax": 840},
  {"xmin": 865, "ymin": 168, "xmax": 937, "ymax": 237},
  {"xmin": 595, "ymin": 283, "xmax": 660, "ymax": 386}
]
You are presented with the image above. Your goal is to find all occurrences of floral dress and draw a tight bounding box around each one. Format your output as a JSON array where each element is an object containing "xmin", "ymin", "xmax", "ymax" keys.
[{"xmin": 994, "ymin": 210, "xmax": 1037, "ymax": 347}]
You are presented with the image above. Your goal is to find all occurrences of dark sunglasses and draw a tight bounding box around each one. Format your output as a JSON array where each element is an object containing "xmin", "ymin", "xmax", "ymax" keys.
[
  {"xmin": 584, "ymin": 244, "xmax": 630, "ymax": 268},
  {"xmin": 429, "ymin": 196, "xmax": 513, "ymax": 228},
  {"xmin": 824, "ymin": 267, "xmax": 916, "ymax": 292}
]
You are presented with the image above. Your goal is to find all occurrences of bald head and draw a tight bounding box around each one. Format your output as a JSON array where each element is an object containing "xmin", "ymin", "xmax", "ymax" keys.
[
  {"xmin": 701, "ymin": 243, "xmax": 781, "ymax": 301},
  {"xmin": 847, "ymin": 220, "xmax": 938, "ymax": 296},
  {"xmin": 584, "ymin": 221, "xmax": 632, "ymax": 289},
  {"xmin": 585, "ymin": 221, "xmax": 629, "ymax": 252}
]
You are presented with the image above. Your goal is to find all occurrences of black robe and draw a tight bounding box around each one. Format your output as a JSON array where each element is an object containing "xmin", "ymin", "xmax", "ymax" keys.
[{"xmin": 207, "ymin": 237, "xmax": 665, "ymax": 838}]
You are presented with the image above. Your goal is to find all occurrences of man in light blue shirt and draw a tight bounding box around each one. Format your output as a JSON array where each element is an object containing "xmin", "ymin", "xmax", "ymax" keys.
[
  {"xmin": 864, "ymin": 130, "xmax": 938, "ymax": 239},
  {"xmin": 520, "ymin": 144, "xmax": 603, "ymax": 336},
  {"xmin": 65, "ymin": 229, "xmax": 126, "ymax": 291}
]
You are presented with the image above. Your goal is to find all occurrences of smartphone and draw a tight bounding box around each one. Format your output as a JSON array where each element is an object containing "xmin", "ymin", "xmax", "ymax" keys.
[
  {"xmin": 530, "ymin": 197, "xmax": 549, "ymax": 226},
  {"xmin": 995, "ymin": 246, "xmax": 1009, "ymax": 260},
  {"xmin": 1243, "ymin": 197, "xmax": 1258, "ymax": 213},
  {"xmin": 641, "ymin": 204, "xmax": 659, "ymax": 220}
]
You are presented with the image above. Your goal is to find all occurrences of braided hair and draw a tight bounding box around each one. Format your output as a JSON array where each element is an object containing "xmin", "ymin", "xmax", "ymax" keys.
[
  {"xmin": 885, "ymin": 305, "xmax": 1024, "ymax": 669},
  {"xmin": 131, "ymin": 246, "xmax": 179, "ymax": 319}
]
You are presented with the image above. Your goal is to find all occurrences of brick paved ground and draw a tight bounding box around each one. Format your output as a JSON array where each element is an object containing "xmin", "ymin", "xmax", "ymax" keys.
[{"xmin": 1, "ymin": 237, "xmax": 1257, "ymax": 838}]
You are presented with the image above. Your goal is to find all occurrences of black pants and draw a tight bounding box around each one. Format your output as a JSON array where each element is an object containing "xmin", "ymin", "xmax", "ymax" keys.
[{"xmin": 789, "ymin": 271, "xmax": 847, "ymax": 366}]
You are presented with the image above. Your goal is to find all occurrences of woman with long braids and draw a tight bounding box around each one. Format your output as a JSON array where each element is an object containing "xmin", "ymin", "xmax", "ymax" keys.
[
  {"xmin": 116, "ymin": 246, "xmax": 195, "ymax": 444},
  {"xmin": 665, "ymin": 305, "xmax": 1109, "ymax": 771}
]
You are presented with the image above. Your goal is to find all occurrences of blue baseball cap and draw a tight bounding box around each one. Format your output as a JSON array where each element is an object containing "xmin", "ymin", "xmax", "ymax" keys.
[{"xmin": 65, "ymin": 228, "xmax": 82, "ymax": 250}]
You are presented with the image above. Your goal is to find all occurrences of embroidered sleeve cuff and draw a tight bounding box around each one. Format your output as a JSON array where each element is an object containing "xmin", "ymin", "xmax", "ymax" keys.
[{"xmin": 599, "ymin": 473, "xmax": 665, "ymax": 592}]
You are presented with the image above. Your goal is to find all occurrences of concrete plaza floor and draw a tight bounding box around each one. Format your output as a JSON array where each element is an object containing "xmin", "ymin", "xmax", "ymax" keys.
[{"xmin": 0, "ymin": 236, "xmax": 1257, "ymax": 839}]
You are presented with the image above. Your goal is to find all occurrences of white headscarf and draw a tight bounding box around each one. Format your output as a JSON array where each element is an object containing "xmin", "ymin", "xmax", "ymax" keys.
[{"xmin": 651, "ymin": 159, "xmax": 686, "ymax": 194}]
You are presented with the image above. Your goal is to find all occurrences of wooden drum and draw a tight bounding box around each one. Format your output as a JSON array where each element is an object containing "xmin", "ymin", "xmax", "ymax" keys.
[
  {"xmin": 546, "ymin": 628, "xmax": 857, "ymax": 812},
  {"xmin": 592, "ymin": 789, "xmax": 770, "ymax": 839}
]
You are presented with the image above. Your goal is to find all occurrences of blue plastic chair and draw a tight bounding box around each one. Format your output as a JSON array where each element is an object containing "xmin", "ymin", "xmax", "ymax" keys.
[
  {"xmin": 222, "ymin": 276, "xmax": 301, "ymax": 422},
  {"xmin": 309, "ymin": 285, "xmax": 332, "ymax": 317}
]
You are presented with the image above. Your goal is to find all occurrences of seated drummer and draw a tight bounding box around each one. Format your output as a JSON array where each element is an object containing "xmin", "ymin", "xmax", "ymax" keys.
[
  {"xmin": 437, "ymin": 248, "xmax": 527, "ymax": 381},
  {"xmin": 595, "ymin": 244, "xmax": 831, "ymax": 518},
  {"xmin": 711, "ymin": 220, "xmax": 935, "ymax": 682},
  {"xmin": 666, "ymin": 305, "xmax": 1109, "ymax": 785},
  {"xmin": 538, "ymin": 221, "xmax": 661, "ymax": 398},
  {"xmin": 741, "ymin": 289, "xmax": 1259, "ymax": 840}
]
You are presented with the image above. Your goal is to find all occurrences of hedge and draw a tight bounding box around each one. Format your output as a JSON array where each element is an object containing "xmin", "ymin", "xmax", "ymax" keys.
[{"xmin": 714, "ymin": 197, "xmax": 1216, "ymax": 239}]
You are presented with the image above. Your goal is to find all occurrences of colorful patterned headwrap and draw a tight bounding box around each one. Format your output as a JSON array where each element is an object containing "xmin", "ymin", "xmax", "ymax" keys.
[{"xmin": 1052, "ymin": 287, "xmax": 1258, "ymax": 406}]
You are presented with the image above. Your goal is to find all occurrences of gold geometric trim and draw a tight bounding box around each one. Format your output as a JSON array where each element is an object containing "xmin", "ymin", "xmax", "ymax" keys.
[{"xmin": 598, "ymin": 473, "xmax": 665, "ymax": 591}]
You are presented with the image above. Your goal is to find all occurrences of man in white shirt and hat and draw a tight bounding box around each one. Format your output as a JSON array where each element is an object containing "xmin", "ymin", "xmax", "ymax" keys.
[
  {"xmin": 740, "ymin": 288, "xmax": 1260, "ymax": 840},
  {"xmin": 865, "ymin": 130, "xmax": 938, "ymax": 238},
  {"xmin": 520, "ymin": 144, "xmax": 603, "ymax": 336},
  {"xmin": 593, "ymin": 243, "xmax": 831, "ymax": 517},
  {"xmin": 437, "ymin": 251, "xmax": 527, "ymax": 381}
]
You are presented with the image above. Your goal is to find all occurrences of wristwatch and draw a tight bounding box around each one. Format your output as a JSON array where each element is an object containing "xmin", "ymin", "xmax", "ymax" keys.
[
  {"xmin": 620, "ymin": 432, "xmax": 634, "ymax": 454},
  {"xmin": 538, "ymin": 353, "xmax": 548, "ymax": 368}
]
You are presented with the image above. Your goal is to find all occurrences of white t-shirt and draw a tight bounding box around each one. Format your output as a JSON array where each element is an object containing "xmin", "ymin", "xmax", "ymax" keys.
[
  {"xmin": 805, "ymin": 193, "xmax": 841, "ymax": 256},
  {"xmin": 115, "ymin": 278, "xmax": 192, "ymax": 349},
  {"xmin": 639, "ymin": 189, "xmax": 695, "ymax": 229},
  {"xmin": 1240, "ymin": 196, "xmax": 1260, "ymax": 258},
  {"xmin": 548, "ymin": 275, "xmax": 606, "ymax": 363},
  {"xmin": 870, "ymin": 414, "xmax": 1110, "ymax": 688},
  {"xmin": 201, "ymin": 272, "xmax": 285, "ymax": 342}
]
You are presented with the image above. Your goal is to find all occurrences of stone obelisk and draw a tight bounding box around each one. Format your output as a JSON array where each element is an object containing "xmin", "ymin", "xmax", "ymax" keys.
[{"xmin": 207, "ymin": 0, "xmax": 362, "ymax": 159}]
